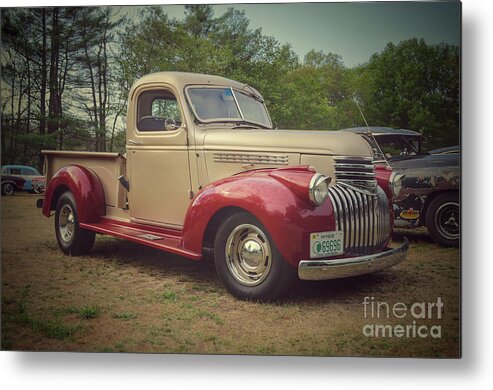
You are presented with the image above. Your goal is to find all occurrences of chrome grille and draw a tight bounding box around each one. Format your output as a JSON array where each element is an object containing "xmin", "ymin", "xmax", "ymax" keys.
[
  {"xmin": 328, "ymin": 185, "xmax": 391, "ymax": 255},
  {"xmin": 334, "ymin": 156, "xmax": 377, "ymax": 194}
]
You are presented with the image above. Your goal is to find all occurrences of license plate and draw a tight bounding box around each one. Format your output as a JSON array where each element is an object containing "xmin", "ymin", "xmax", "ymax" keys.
[{"xmin": 310, "ymin": 231, "xmax": 344, "ymax": 258}]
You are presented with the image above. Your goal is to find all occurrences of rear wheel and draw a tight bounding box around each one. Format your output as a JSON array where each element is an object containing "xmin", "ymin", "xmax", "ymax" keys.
[
  {"xmin": 214, "ymin": 212, "xmax": 297, "ymax": 301},
  {"xmin": 2, "ymin": 182, "xmax": 15, "ymax": 196},
  {"xmin": 55, "ymin": 191, "xmax": 95, "ymax": 255},
  {"xmin": 426, "ymin": 193, "xmax": 459, "ymax": 247}
]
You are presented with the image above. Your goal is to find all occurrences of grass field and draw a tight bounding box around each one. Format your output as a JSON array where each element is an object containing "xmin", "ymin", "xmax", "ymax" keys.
[{"xmin": 1, "ymin": 194, "xmax": 460, "ymax": 357}]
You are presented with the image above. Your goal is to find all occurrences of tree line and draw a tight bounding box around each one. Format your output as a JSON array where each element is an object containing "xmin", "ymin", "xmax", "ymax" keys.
[{"xmin": 1, "ymin": 5, "xmax": 460, "ymax": 170}]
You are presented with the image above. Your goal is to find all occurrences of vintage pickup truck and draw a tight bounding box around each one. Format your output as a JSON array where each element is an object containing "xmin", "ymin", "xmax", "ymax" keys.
[{"xmin": 39, "ymin": 72, "xmax": 408, "ymax": 301}]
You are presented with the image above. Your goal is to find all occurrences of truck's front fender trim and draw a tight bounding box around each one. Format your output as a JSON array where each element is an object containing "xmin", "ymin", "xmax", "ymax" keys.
[{"xmin": 298, "ymin": 238, "xmax": 409, "ymax": 281}]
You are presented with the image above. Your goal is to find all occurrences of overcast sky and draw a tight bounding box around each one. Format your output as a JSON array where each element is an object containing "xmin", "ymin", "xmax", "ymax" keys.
[{"xmin": 118, "ymin": 1, "xmax": 460, "ymax": 67}]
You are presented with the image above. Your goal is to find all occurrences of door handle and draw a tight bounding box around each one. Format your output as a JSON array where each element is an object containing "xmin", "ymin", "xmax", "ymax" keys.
[{"xmin": 128, "ymin": 139, "xmax": 143, "ymax": 145}]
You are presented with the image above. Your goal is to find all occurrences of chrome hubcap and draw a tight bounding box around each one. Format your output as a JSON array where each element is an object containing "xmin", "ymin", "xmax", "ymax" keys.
[
  {"xmin": 59, "ymin": 204, "xmax": 75, "ymax": 243},
  {"xmin": 225, "ymin": 224, "xmax": 272, "ymax": 286},
  {"xmin": 435, "ymin": 202, "xmax": 459, "ymax": 240}
]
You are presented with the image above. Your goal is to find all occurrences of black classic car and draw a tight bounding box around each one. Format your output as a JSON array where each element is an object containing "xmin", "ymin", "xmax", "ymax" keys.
[{"xmin": 340, "ymin": 127, "xmax": 460, "ymax": 247}]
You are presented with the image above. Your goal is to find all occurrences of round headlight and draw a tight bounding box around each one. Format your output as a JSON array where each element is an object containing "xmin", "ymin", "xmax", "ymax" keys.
[
  {"xmin": 309, "ymin": 174, "xmax": 331, "ymax": 206},
  {"xmin": 390, "ymin": 172, "xmax": 405, "ymax": 197}
]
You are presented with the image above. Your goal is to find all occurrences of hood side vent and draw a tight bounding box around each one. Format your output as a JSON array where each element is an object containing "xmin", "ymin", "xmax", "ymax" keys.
[{"xmin": 213, "ymin": 153, "xmax": 288, "ymax": 166}]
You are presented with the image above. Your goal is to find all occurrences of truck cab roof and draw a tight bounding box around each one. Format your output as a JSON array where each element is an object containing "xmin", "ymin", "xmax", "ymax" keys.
[{"xmin": 131, "ymin": 71, "xmax": 259, "ymax": 95}]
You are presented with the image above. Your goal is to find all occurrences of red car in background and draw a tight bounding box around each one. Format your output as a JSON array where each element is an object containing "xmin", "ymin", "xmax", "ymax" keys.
[
  {"xmin": 1, "ymin": 165, "xmax": 45, "ymax": 196},
  {"xmin": 1, "ymin": 174, "xmax": 26, "ymax": 196}
]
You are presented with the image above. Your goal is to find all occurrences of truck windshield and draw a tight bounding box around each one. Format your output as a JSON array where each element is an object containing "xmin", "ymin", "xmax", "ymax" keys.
[{"xmin": 186, "ymin": 86, "xmax": 272, "ymax": 129}]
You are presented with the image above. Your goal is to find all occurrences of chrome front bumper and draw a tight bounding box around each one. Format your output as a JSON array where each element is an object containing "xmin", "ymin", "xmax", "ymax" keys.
[{"xmin": 298, "ymin": 239, "xmax": 409, "ymax": 281}]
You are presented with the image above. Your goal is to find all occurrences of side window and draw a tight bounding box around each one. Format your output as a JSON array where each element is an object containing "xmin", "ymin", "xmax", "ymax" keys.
[
  {"xmin": 22, "ymin": 168, "xmax": 36, "ymax": 175},
  {"xmin": 11, "ymin": 168, "xmax": 22, "ymax": 175},
  {"xmin": 137, "ymin": 89, "xmax": 182, "ymax": 132}
]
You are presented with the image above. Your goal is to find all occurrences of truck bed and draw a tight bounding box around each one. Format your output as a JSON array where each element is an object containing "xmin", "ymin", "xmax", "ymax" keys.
[{"xmin": 42, "ymin": 150, "xmax": 127, "ymax": 209}]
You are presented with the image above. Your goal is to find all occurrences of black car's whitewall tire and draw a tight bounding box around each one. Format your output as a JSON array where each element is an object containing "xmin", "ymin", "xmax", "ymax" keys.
[
  {"xmin": 55, "ymin": 191, "xmax": 96, "ymax": 255},
  {"xmin": 214, "ymin": 212, "xmax": 297, "ymax": 301}
]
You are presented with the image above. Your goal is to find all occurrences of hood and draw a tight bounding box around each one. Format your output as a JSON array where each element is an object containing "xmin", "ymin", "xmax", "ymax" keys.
[
  {"xmin": 203, "ymin": 128, "xmax": 373, "ymax": 157},
  {"xmin": 391, "ymin": 153, "xmax": 460, "ymax": 170}
]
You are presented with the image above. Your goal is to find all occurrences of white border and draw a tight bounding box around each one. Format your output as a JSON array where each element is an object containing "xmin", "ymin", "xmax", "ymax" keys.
[{"xmin": 2, "ymin": 0, "xmax": 492, "ymax": 389}]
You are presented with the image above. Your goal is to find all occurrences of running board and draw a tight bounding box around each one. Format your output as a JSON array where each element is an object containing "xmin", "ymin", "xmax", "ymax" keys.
[{"xmin": 79, "ymin": 218, "xmax": 201, "ymax": 261}]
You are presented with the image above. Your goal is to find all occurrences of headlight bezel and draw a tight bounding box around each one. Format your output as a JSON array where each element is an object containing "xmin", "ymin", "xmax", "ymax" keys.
[
  {"xmin": 389, "ymin": 171, "xmax": 405, "ymax": 198},
  {"xmin": 309, "ymin": 173, "xmax": 331, "ymax": 206}
]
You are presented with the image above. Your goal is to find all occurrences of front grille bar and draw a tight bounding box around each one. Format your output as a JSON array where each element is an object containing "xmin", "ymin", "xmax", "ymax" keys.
[
  {"xmin": 329, "ymin": 185, "xmax": 390, "ymax": 255},
  {"xmin": 334, "ymin": 156, "xmax": 377, "ymax": 194}
]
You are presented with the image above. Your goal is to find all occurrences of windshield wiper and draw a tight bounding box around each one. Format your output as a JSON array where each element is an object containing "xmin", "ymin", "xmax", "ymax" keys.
[
  {"xmin": 198, "ymin": 120, "xmax": 266, "ymax": 129},
  {"xmin": 231, "ymin": 120, "xmax": 267, "ymax": 129},
  {"xmin": 241, "ymin": 85, "xmax": 264, "ymax": 103}
]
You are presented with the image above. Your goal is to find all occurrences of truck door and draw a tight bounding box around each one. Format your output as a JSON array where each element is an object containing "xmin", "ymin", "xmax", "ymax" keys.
[{"xmin": 126, "ymin": 85, "xmax": 193, "ymax": 228}]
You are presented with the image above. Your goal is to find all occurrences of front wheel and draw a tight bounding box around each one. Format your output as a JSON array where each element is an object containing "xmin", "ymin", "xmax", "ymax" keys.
[
  {"xmin": 2, "ymin": 182, "xmax": 15, "ymax": 196},
  {"xmin": 214, "ymin": 212, "xmax": 297, "ymax": 301},
  {"xmin": 55, "ymin": 191, "xmax": 96, "ymax": 255},
  {"xmin": 426, "ymin": 193, "xmax": 459, "ymax": 247}
]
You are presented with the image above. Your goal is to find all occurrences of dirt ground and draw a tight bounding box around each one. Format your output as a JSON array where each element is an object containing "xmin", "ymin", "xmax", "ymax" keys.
[{"xmin": 1, "ymin": 194, "xmax": 460, "ymax": 357}]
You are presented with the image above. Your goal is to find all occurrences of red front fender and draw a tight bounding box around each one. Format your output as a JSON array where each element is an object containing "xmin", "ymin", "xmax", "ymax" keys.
[
  {"xmin": 181, "ymin": 167, "xmax": 336, "ymax": 267},
  {"xmin": 42, "ymin": 165, "xmax": 105, "ymax": 223},
  {"xmin": 374, "ymin": 164, "xmax": 393, "ymax": 201}
]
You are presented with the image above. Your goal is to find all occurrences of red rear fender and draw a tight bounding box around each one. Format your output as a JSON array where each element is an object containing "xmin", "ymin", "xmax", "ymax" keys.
[{"xmin": 42, "ymin": 165, "xmax": 105, "ymax": 223}]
